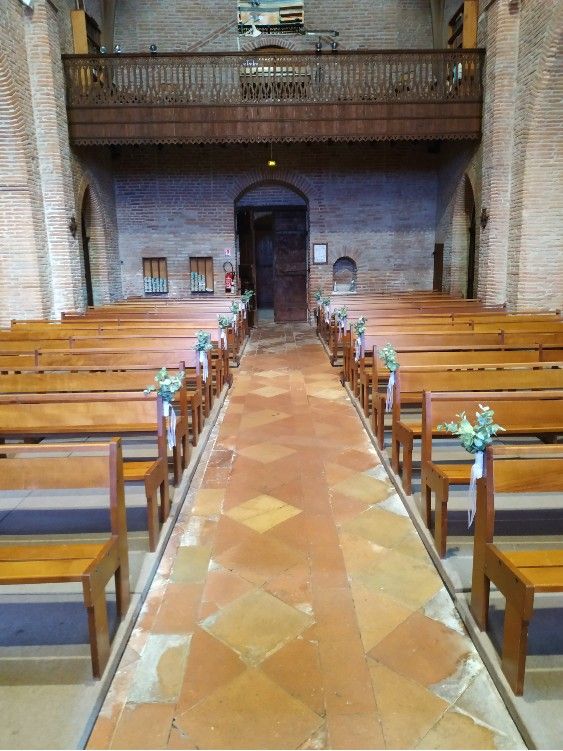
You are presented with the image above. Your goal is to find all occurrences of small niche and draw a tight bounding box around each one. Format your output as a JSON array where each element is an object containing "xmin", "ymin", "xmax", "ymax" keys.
[{"xmin": 333, "ymin": 256, "xmax": 357, "ymax": 292}]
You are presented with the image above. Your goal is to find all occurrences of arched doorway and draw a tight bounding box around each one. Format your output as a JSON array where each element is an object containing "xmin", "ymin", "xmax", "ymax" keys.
[
  {"xmin": 465, "ymin": 177, "xmax": 477, "ymax": 298},
  {"xmin": 235, "ymin": 183, "xmax": 308, "ymax": 322},
  {"xmin": 80, "ymin": 187, "xmax": 95, "ymax": 307}
]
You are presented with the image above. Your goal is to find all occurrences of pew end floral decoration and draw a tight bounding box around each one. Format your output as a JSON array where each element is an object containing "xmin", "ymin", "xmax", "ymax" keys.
[
  {"xmin": 144, "ymin": 367, "xmax": 185, "ymax": 448},
  {"xmin": 217, "ymin": 314, "xmax": 233, "ymax": 347},
  {"xmin": 336, "ymin": 306, "xmax": 348, "ymax": 334},
  {"xmin": 353, "ymin": 316, "xmax": 367, "ymax": 361},
  {"xmin": 241, "ymin": 289, "xmax": 254, "ymax": 306},
  {"xmin": 193, "ymin": 331, "xmax": 213, "ymax": 382},
  {"xmin": 438, "ymin": 404, "xmax": 505, "ymax": 526},
  {"xmin": 379, "ymin": 343, "xmax": 399, "ymax": 412}
]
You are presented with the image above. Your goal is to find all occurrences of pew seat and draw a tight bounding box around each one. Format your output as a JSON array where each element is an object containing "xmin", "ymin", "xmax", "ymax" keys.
[{"xmin": 0, "ymin": 440, "xmax": 130, "ymax": 678}]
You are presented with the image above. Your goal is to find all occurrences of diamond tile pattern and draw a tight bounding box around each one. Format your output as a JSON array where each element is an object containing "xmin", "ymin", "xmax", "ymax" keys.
[
  {"xmin": 225, "ymin": 493, "xmax": 302, "ymax": 532},
  {"xmin": 237, "ymin": 443, "xmax": 296, "ymax": 464},
  {"xmin": 200, "ymin": 589, "xmax": 313, "ymax": 665},
  {"xmin": 88, "ymin": 323, "xmax": 525, "ymax": 751}
]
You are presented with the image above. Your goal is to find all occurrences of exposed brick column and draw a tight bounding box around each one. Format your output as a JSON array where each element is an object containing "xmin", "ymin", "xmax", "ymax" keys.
[
  {"xmin": 0, "ymin": 55, "xmax": 47, "ymax": 326},
  {"xmin": 477, "ymin": 0, "xmax": 520, "ymax": 306},
  {"xmin": 506, "ymin": 0, "xmax": 563, "ymax": 310},
  {"xmin": 25, "ymin": 0, "xmax": 85, "ymax": 316}
]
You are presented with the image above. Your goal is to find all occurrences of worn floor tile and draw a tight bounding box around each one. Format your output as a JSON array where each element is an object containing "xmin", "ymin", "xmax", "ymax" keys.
[
  {"xmin": 88, "ymin": 324, "xmax": 524, "ymax": 751},
  {"xmin": 176, "ymin": 669, "xmax": 323, "ymax": 750}
]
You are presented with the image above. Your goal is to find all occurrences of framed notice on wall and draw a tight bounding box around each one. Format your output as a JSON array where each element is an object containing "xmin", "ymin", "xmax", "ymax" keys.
[{"xmin": 312, "ymin": 243, "xmax": 328, "ymax": 265}]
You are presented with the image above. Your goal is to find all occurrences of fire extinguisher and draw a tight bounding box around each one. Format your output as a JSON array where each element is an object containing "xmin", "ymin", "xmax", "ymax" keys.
[{"xmin": 223, "ymin": 261, "xmax": 234, "ymax": 293}]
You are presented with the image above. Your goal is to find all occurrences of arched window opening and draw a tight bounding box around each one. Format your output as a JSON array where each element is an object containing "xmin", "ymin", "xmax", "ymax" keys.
[{"xmin": 333, "ymin": 256, "xmax": 357, "ymax": 292}]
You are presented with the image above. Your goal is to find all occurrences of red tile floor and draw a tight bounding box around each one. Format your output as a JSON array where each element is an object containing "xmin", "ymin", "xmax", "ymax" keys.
[{"xmin": 87, "ymin": 324, "xmax": 524, "ymax": 750}]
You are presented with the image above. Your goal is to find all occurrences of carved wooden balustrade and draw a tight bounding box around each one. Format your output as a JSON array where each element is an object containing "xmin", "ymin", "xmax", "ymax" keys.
[{"xmin": 62, "ymin": 49, "xmax": 485, "ymax": 144}]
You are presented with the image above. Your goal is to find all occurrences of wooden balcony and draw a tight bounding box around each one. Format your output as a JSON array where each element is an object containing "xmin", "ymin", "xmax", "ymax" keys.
[{"xmin": 62, "ymin": 49, "xmax": 485, "ymax": 145}]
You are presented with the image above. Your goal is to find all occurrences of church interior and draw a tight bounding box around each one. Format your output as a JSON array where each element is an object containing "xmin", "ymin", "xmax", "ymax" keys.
[{"xmin": 0, "ymin": 0, "xmax": 562, "ymax": 749}]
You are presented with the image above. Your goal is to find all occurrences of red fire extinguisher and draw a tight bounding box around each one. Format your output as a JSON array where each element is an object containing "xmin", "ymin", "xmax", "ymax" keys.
[{"xmin": 223, "ymin": 262, "xmax": 234, "ymax": 293}]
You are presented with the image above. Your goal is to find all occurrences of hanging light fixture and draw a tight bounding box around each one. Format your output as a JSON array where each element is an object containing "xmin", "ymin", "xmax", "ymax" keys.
[{"xmin": 267, "ymin": 142, "xmax": 276, "ymax": 168}]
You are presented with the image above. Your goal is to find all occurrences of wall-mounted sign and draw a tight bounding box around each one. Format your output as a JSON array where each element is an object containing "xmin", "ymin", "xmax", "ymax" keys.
[{"xmin": 313, "ymin": 243, "xmax": 328, "ymax": 265}]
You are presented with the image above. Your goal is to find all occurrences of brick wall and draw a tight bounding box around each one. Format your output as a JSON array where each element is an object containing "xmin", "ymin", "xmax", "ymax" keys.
[
  {"xmin": 0, "ymin": 0, "xmax": 120, "ymax": 325},
  {"xmin": 114, "ymin": 142, "xmax": 438, "ymax": 303},
  {"xmin": 477, "ymin": 0, "xmax": 563, "ymax": 311},
  {"xmin": 0, "ymin": 0, "xmax": 561, "ymax": 326},
  {"xmin": 113, "ymin": 0, "xmax": 433, "ymax": 53}
]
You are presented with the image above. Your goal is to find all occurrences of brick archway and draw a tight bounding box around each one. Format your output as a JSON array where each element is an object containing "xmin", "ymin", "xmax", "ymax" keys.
[{"xmin": 77, "ymin": 174, "xmax": 122, "ymax": 305}]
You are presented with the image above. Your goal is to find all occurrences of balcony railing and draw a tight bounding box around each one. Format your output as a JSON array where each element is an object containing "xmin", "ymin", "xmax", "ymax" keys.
[
  {"xmin": 62, "ymin": 49, "xmax": 484, "ymax": 144},
  {"xmin": 63, "ymin": 49, "xmax": 483, "ymax": 108}
]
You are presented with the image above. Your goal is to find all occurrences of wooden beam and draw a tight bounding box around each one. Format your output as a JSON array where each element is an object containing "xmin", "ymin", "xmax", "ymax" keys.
[{"xmin": 71, "ymin": 10, "xmax": 89, "ymax": 54}]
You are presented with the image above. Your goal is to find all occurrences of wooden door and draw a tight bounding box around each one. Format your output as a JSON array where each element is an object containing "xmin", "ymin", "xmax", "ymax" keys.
[
  {"xmin": 255, "ymin": 229, "xmax": 275, "ymax": 308},
  {"xmin": 433, "ymin": 243, "xmax": 444, "ymax": 292},
  {"xmin": 81, "ymin": 213, "xmax": 94, "ymax": 306},
  {"xmin": 274, "ymin": 209, "xmax": 307, "ymax": 322}
]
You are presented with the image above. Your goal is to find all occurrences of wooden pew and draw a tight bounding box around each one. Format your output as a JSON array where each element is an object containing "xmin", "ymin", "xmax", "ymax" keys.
[
  {"xmin": 0, "ymin": 365, "xmax": 197, "ymax": 479},
  {"xmin": 470, "ymin": 444, "xmax": 563, "ymax": 695},
  {"xmin": 367, "ymin": 347, "xmax": 556, "ymax": 444},
  {"xmin": 391, "ymin": 369, "xmax": 563, "ymax": 495},
  {"xmin": 0, "ymin": 393, "xmax": 169, "ymax": 552},
  {"xmin": 33, "ymin": 348, "xmax": 215, "ymax": 419},
  {"xmin": 0, "ymin": 439, "xmax": 130, "ymax": 678},
  {"xmin": 420, "ymin": 389, "xmax": 563, "ymax": 557}
]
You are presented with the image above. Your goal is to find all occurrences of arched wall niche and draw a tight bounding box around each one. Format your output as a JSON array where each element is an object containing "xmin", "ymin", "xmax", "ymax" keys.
[{"xmin": 333, "ymin": 256, "xmax": 357, "ymax": 292}]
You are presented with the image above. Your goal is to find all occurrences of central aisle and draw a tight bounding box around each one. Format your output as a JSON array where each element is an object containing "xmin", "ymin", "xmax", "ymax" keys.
[{"xmin": 88, "ymin": 324, "xmax": 524, "ymax": 750}]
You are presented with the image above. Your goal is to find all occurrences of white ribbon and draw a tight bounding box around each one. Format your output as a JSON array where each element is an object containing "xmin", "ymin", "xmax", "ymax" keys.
[
  {"xmin": 220, "ymin": 329, "xmax": 227, "ymax": 348},
  {"xmin": 163, "ymin": 400, "xmax": 177, "ymax": 450},
  {"xmin": 468, "ymin": 450, "xmax": 484, "ymax": 528},
  {"xmin": 354, "ymin": 337, "xmax": 362, "ymax": 362},
  {"xmin": 199, "ymin": 350, "xmax": 209, "ymax": 382},
  {"xmin": 385, "ymin": 371, "xmax": 395, "ymax": 413}
]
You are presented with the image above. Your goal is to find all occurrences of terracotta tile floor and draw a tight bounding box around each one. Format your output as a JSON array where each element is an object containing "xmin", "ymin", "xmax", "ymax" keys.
[{"xmin": 88, "ymin": 324, "xmax": 525, "ymax": 750}]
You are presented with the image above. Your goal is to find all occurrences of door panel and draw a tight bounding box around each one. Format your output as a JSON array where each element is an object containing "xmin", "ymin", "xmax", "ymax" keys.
[
  {"xmin": 255, "ymin": 232, "xmax": 274, "ymax": 308},
  {"xmin": 274, "ymin": 209, "xmax": 307, "ymax": 322}
]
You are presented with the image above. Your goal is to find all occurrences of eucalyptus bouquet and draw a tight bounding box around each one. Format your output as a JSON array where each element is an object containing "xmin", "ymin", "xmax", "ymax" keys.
[
  {"xmin": 241, "ymin": 290, "xmax": 254, "ymax": 306},
  {"xmin": 438, "ymin": 404, "xmax": 505, "ymax": 454},
  {"xmin": 193, "ymin": 330, "xmax": 213, "ymax": 353},
  {"xmin": 353, "ymin": 316, "xmax": 367, "ymax": 361},
  {"xmin": 193, "ymin": 330, "xmax": 213, "ymax": 382},
  {"xmin": 314, "ymin": 288, "xmax": 323, "ymax": 304},
  {"xmin": 379, "ymin": 343, "xmax": 399, "ymax": 412},
  {"xmin": 230, "ymin": 300, "xmax": 240, "ymax": 315},
  {"xmin": 335, "ymin": 306, "xmax": 348, "ymax": 333},
  {"xmin": 379, "ymin": 343, "xmax": 399, "ymax": 373},
  {"xmin": 143, "ymin": 367, "xmax": 185, "ymax": 404},
  {"xmin": 217, "ymin": 314, "xmax": 232, "ymax": 347},
  {"xmin": 353, "ymin": 316, "xmax": 367, "ymax": 336},
  {"xmin": 144, "ymin": 367, "xmax": 185, "ymax": 448},
  {"xmin": 438, "ymin": 404, "xmax": 505, "ymax": 525}
]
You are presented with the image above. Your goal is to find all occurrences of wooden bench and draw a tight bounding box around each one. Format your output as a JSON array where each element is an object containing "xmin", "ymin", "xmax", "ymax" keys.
[
  {"xmin": 0, "ymin": 393, "xmax": 169, "ymax": 552},
  {"xmin": 391, "ymin": 369, "xmax": 563, "ymax": 495},
  {"xmin": 419, "ymin": 389, "xmax": 563, "ymax": 557},
  {"xmin": 0, "ymin": 439, "xmax": 130, "ymax": 678},
  {"xmin": 0, "ymin": 365, "xmax": 196, "ymax": 480},
  {"xmin": 470, "ymin": 444, "xmax": 563, "ymax": 695},
  {"xmin": 367, "ymin": 347, "xmax": 557, "ymax": 445}
]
